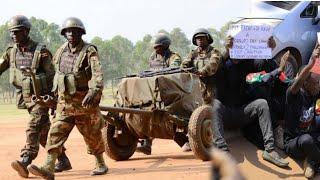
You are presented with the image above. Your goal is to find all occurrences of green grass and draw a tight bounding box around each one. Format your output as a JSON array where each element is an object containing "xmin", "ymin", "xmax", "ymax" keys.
[
  {"xmin": 0, "ymin": 104, "xmax": 28, "ymax": 120},
  {"xmin": 101, "ymin": 87, "xmax": 116, "ymax": 105},
  {"xmin": 0, "ymin": 87, "xmax": 116, "ymax": 121},
  {"xmin": 0, "ymin": 88, "xmax": 117, "ymax": 121}
]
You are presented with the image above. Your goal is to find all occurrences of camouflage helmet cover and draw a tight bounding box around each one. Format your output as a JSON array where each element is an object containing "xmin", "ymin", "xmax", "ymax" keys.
[
  {"xmin": 61, "ymin": 17, "xmax": 86, "ymax": 35},
  {"xmin": 8, "ymin": 15, "xmax": 31, "ymax": 31},
  {"xmin": 192, "ymin": 28, "xmax": 213, "ymax": 45}
]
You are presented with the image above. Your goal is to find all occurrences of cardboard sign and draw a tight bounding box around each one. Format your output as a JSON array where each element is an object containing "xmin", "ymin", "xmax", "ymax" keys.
[{"xmin": 228, "ymin": 24, "xmax": 273, "ymax": 59}]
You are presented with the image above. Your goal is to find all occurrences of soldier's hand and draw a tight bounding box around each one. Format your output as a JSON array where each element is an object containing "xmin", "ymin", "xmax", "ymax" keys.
[
  {"xmin": 82, "ymin": 90, "xmax": 97, "ymax": 108},
  {"xmin": 279, "ymin": 50, "xmax": 290, "ymax": 72},
  {"xmin": 225, "ymin": 36, "xmax": 234, "ymax": 50},
  {"xmin": 267, "ymin": 36, "xmax": 276, "ymax": 50}
]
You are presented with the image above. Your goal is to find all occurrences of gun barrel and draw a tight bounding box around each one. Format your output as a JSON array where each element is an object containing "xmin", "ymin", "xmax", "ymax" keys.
[
  {"xmin": 31, "ymin": 95, "xmax": 39, "ymax": 103},
  {"xmin": 99, "ymin": 105, "xmax": 153, "ymax": 115},
  {"xmin": 42, "ymin": 95, "xmax": 57, "ymax": 109}
]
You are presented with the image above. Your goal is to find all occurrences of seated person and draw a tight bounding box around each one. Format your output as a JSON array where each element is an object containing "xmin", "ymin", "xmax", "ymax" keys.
[
  {"xmin": 284, "ymin": 44, "xmax": 320, "ymax": 179},
  {"xmin": 211, "ymin": 36, "xmax": 289, "ymax": 168}
]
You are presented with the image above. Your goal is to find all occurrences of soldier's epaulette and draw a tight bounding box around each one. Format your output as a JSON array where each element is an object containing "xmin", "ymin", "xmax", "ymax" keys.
[{"xmin": 84, "ymin": 42, "xmax": 98, "ymax": 52}]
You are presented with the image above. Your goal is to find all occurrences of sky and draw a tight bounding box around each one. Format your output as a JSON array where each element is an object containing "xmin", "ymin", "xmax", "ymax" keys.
[{"xmin": 0, "ymin": 0, "xmax": 253, "ymax": 43}]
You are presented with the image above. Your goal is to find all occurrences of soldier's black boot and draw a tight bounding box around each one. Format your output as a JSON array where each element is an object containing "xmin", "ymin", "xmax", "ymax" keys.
[
  {"xmin": 11, "ymin": 154, "xmax": 32, "ymax": 178},
  {"xmin": 90, "ymin": 153, "xmax": 108, "ymax": 176},
  {"xmin": 136, "ymin": 138, "xmax": 152, "ymax": 155},
  {"xmin": 54, "ymin": 152, "xmax": 72, "ymax": 172}
]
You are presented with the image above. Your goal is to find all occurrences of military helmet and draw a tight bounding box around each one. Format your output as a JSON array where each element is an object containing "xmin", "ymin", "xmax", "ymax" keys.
[
  {"xmin": 8, "ymin": 15, "xmax": 31, "ymax": 31},
  {"xmin": 192, "ymin": 28, "xmax": 213, "ymax": 45},
  {"xmin": 60, "ymin": 17, "xmax": 86, "ymax": 35},
  {"xmin": 153, "ymin": 33, "xmax": 171, "ymax": 48}
]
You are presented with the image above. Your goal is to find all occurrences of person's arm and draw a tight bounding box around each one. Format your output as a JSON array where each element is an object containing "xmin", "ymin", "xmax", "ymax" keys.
[
  {"xmin": 0, "ymin": 48, "xmax": 11, "ymax": 76},
  {"xmin": 87, "ymin": 46, "xmax": 103, "ymax": 92},
  {"xmin": 289, "ymin": 45, "xmax": 319, "ymax": 94},
  {"xmin": 222, "ymin": 36, "xmax": 233, "ymax": 62},
  {"xmin": 40, "ymin": 49, "xmax": 55, "ymax": 78},
  {"xmin": 181, "ymin": 51, "xmax": 194, "ymax": 68},
  {"xmin": 82, "ymin": 46, "xmax": 104, "ymax": 108},
  {"xmin": 260, "ymin": 50, "xmax": 290, "ymax": 82}
]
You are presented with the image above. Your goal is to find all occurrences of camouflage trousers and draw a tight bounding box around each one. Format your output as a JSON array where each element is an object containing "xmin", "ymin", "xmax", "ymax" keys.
[
  {"xmin": 20, "ymin": 103, "xmax": 50, "ymax": 160},
  {"xmin": 46, "ymin": 103, "xmax": 105, "ymax": 155}
]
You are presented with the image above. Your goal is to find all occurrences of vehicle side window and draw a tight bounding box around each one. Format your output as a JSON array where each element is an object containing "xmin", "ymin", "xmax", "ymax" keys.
[{"xmin": 301, "ymin": 3, "xmax": 318, "ymax": 18}]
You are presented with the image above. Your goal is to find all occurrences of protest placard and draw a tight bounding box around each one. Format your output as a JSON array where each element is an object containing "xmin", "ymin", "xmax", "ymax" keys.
[{"xmin": 228, "ymin": 24, "xmax": 273, "ymax": 59}]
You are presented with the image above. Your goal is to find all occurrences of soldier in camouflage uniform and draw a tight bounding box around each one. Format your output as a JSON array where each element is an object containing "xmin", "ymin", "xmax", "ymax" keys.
[
  {"xmin": 180, "ymin": 28, "xmax": 223, "ymax": 152},
  {"xmin": 136, "ymin": 33, "xmax": 183, "ymax": 155},
  {"xmin": 149, "ymin": 33, "xmax": 181, "ymax": 70},
  {"xmin": 28, "ymin": 17, "xmax": 107, "ymax": 179},
  {"xmin": 0, "ymin": 15, "xmax": 71, "ymax": 178},
  {"xmin": 181, "ymin": 28, "xmax": 222, "ymax": 104}
]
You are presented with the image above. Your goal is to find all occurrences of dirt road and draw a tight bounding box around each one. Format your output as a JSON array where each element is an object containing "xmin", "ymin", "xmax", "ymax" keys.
[{"xmin": 0, "ymin": 116, "xmax": 314, "ymax": 180}]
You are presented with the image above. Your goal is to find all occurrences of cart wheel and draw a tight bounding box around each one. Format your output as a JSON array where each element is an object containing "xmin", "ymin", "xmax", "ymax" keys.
[
  {"xmin": 188, "ymin": 105, "xmax": 214, "ymax": 161},
  {"xmin": 102, "ymin": 123, "xmax": 138, "ymax": 161}
]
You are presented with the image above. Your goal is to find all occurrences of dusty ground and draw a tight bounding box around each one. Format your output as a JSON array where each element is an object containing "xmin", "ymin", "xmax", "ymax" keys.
[{"xmin": 0, "ymin": 109, "xmax": 317, "ymax": 180}]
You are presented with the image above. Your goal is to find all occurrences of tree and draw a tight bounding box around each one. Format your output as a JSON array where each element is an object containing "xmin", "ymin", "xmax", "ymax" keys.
[
  {"xmin": 131, "ymin": 34, "xmax": 153, "ymax": 73},
  {"xmin": 91, "ymin": 35, "xmax": 134, "ymax": 82},
  {"xmin": 0, "ymin": 23, "xmax": 12, "ymax": 96},
  {"xmin": 169, "ymin": 28, "xmax": 190, "ymax": 59},
  {"xmin": 209, "ymin": 22, "xmax": 232, "ymax": 53},
  {"xmin": 29, "ymin": 17, "xmax": 64, "ymax": 53}
]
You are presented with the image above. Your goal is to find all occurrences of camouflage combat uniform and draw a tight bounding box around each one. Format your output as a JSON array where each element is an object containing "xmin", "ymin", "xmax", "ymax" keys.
[
  {"xmin": 181, "ymin": 45, "xmax": 222, "ymax": 104},
  {"xmin": 46, "ymin": 40, "xmax": 105, "ymax": 155},
  {"xmin": 0, "ymin": 38, "xmax": 54, "ymax": 159},
  {"xmin": 149, "ymin": 50, "xmax": 181, "ymax": 70}
]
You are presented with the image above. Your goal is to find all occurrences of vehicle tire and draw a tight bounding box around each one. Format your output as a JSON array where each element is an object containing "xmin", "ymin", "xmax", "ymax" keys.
[
  {"xmin": 275, "ymin": 51, "xmax": 298, "ymax": 79},
  {"xmin": 188, "ymin": 105, "xmax": 214, "ymax": 161},
  {"xmin": 102, "ymin": 123, "xmax": 138, "ymax": 161}
]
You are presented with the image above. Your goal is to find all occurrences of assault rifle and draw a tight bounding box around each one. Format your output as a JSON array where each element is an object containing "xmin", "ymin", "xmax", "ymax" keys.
[
  {"xmin": 118, "ymin": 67, "xmax": 196, "ymax": 79},
  {"xmin": 20, "ymin": 66, "xmax": 57, "ymax": 110}
]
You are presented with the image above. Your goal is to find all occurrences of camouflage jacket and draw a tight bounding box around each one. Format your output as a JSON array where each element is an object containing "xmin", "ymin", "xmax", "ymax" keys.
[
  {"xmin": 52, "ymin": 40, "xmax": 103, "ymax": 110},
  {"xmin": 0, "ymin": 39, "xmax": 54, "ymax": 107},
  {"xmin": 181, "ymin": 46, "xmax": 222, "ymax": 77},
  {"xmin": 149, "ymin": 49, "xmax": 181, "ymax": 70}
]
